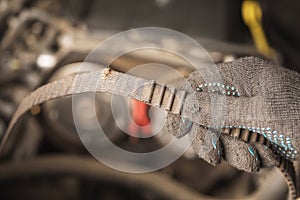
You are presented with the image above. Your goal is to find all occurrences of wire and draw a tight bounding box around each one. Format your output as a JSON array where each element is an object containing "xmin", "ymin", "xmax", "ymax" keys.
[
  {"xmin": 0, "ymin": 155, "xmax": 216, "ymax": 200},
  {"xmin": 0, "ymin": 155, "xmax": 289, "ymax": 200}
]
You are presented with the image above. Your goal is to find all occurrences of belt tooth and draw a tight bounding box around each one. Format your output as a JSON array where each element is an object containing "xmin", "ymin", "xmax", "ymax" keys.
[
  {"xmin": 161, "ymin": 86, "xmax": 176, "ymax": 111},
  {"xmin": 240, "ymin": 129, "xmax": 250, "ymax": 142},
  {"xmin": 258, "ymin": 134, "xmax": 265, "ymax": 144},
  {"xmin": 222, "ymin": 128, "xmax": 230, "ymax": 134},
  {"xmin": 249, "ymin": 132, "xmax": 258, "ymax": 143},
  {"xmin": 170, "ymin": 90, "xmax": 186, "ymax": 115},
  {"xmin": 141, "ymin": 80, "xmax": 155, "ymax": 103},
  {"xmin": 230, "ymin": 128, "xmax": 241, "ymax": 138},
  {"xmin": 151, "ymin": 84, "xmax": 166, "ymax": 107}
]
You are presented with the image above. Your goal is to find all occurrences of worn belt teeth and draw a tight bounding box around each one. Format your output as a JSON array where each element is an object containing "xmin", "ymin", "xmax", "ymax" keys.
[
  {"xmin": 148, "ymin": 83, "xmax": 186, "ymax": 115},
  {"xmin": 249, "ymin": 132, "xmax": 258, "ymax": 143},
  {"xmin": 222, "ymin": 128, "xmax": 230, "ymax": 134},
  {"xmin": 240, "ymin": 129, "xmax": 250, "ymax": 141},
  {"xmin": 171, "ymin": 90, "xmax": 186, "ymax": 115},
  {"xmin": 161, "ymin": 86, "xmax": 176, "ymax": 111},
  {"xmin": 141, "ymin": 80, "xmax": 156, "ymax": 103},
  {"xmin": 279, "ymin": 157, "xmax": 298, "ymax": 198},
  {"xmin": 225, "ymin": 128, "xmax": 298, "ymax": 199},
  {"xmin": 151, "ymin": 83, "xmax": 166, "ymax": 107},
  {"xmin": 258, "ymin": 134, "xmax": 265, "ymax": 144},
  {"xmin": 230, "ymin": 128, "xmax": 241, "ymax": 138}
]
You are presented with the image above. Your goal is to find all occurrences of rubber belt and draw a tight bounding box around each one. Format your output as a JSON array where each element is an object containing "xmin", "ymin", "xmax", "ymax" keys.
[{"xmin": 0, "ymin": 68, "xmax": 298, "ymax": 199}]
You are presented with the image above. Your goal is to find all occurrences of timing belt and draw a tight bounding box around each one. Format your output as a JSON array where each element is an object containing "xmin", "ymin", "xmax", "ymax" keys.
[
  {"xmin": 222, "ymin": 128, "xmax": 298, "ymax": 199},
  {"xmin": 0, "ymin": 68, "xmax": 298, "ymax": 199}
]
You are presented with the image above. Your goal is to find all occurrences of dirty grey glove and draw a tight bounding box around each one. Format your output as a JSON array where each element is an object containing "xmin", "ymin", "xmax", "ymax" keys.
[{"xmin": 165, "ymin": 57, "xmax": 300, "ymax": 172}]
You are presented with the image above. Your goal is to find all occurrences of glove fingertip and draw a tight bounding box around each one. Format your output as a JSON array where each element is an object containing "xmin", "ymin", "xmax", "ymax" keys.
[
  {"xmin": 253, "ymin": 143, "xmax": 280, "ymax": 168},
  {"xmin": 190, "ymin": 124, "xmax": 222, "ymax": 166},
  {"xmin": 220, "ymin": 135, "xmax": 260, "ymax": 172}
]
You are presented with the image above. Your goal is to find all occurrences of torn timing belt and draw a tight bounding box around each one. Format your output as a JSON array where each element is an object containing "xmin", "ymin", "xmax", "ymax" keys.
[{"xmin": 0, "ymin": 68, "xmax": 298, "ymax": 199}]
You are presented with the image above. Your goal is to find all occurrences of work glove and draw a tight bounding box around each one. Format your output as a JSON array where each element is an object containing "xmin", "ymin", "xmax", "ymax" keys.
[{"xmin": 165, "ymin": 57, "xmax": 300, "ymax": 172}]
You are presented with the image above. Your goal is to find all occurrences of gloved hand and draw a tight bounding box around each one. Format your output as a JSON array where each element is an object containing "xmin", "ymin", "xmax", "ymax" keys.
[{"xmin": 164, "ymin": 57, "xmax": 300, "ymax": 172}]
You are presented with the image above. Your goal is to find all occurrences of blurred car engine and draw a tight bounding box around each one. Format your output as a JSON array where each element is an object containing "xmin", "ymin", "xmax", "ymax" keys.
[{"xmin": 0, "ymin": 0, "xmax": 299, "ymax": 200}]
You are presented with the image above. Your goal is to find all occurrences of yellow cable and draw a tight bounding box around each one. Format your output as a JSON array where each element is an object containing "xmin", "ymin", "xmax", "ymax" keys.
[{"xmin": 242, "ymin": 0, "xmax": 275, "ymax": 59}]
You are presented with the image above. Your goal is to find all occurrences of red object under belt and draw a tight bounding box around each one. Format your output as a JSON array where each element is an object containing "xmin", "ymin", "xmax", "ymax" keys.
[{"xmin": 128, "ymin": 99, "xmax": 152, "ymax": 138}]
